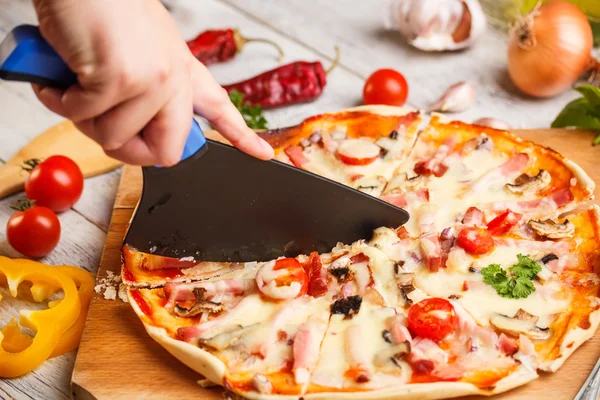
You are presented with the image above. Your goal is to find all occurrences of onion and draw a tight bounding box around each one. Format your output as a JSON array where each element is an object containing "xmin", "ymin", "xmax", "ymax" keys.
[{"xmin": 507, "ymin": 0, "xmax": 596, "ymax": 98}]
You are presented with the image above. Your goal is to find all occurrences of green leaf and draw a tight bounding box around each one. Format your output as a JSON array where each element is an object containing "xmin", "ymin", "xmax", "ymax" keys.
[
  {"xmin": 482, "ymin": 264, "xmax": 507, "ymax": 285},
  {"xmin": 551, "ymin": 98, "xmax": 600, "ymax": 131},
  {"xmin": 512, "ymin": 277, "xmax": 536, "ymax": 299},
  {"xmin": 493, "ymin": 278, "xmax": 515, "ymax": 299},
  {"xmin": 228, "ymin": 90, "xmax": 269, "ymax": 130},
  {"xmin": 574, "ymin": 85, "xmax": 600, "ymax": 110},
  {"xmin": 510, "ymin": 254, "xmax": 541, "ymax": 279}
]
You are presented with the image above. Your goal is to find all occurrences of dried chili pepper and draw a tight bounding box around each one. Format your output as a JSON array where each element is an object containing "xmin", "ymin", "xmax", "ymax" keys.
[
  {"xmin": 222, "ymin": 46, "xmax": 340, "ymax": 109},
  {"xmin": 187, "ymin": 28, "xmax": 284, "ymax": 65}
]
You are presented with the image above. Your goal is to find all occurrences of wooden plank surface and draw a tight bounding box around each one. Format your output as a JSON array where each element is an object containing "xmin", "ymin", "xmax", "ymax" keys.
[
  {"xmin": 0, "ymin": 0, "xmax": 598, "ymax": 398},
  {"xmin": 71, "ymin": 126, "xmax": 600, "ymax": 400}
]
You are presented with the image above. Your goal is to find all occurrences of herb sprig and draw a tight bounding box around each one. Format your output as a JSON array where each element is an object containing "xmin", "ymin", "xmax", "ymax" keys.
[
  {"xmin": 551, "ymin": 84, "xmax": 600, "ymax": 145},
  {"xmin": 481, "ymin": 254, "xmax": 542, "ymax": 299},
  {"xmin": 228, "ymin": 90, "xmax": 268, "ymax": 130}
]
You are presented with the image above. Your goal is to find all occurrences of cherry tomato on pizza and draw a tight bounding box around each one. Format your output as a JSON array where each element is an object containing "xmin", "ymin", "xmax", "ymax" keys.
[
  {"xmin": 256, "ymin": 258, "xmax": 308, "ymax": 299},
  {"xmin": 363, "ymin": 69, "xmax": 409, "ymax": 107},
  {"xmin": 6, "ymin": 201, "xmax": 61, "ymax": 258},
  {"xmin": 408, "ymin": 298, "xmax": 457, "ymax": 341},
  {"xmin": 24, "ymin": 155, "xmax": 84, "ymax": 213},
  {"xmin": 486, "ymin": 210, "xmax": 522, "ymax": 236},
  {"xmin": 457, "ymin": 227, "xmax": 496, "ymax": 255}
]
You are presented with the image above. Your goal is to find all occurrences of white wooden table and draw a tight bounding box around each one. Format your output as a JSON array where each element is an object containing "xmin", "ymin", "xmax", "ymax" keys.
[{"xmin": 0, "ymin": 0, "xmax": 593, "ymax": 398}]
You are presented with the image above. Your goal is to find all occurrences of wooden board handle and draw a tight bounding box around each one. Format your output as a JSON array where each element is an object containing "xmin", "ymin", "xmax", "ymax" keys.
[{"xmin": 0, "ymin": 120, "xmax": 122, "ymax": 200}]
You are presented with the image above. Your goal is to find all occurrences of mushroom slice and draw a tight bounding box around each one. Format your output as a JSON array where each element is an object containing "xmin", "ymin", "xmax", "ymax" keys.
[
  {"xmin": 356, "ymin": 175, "xmax": 386, "ymax": 197},
  {"xmin": 174, "ymin": 301, "xmax": 223, "ymax": 317},
  {"xmin": 528, "ymin": 219, "xmax": 575, "ymax": 239},
  {"xmin": 373, "ymin": 341, "xmax": 411, "ymax": 367},
  {"xmin": 385, "ymin": 173, "xmax": 426, "ymax": 195},
  {"xmin": 490, "ymin": 313, "xmax": 550, "ymax": 340},
  {"xmin": 200, "ymin": 324, "xmax": 260, "ymax": 351},
  {"xmin": 505, "ymin": 170, "xmax": 551, "ymax": 194},
  {"xmin": 395, "ymin": 272, "xmax": 415, "ymax": 307}
]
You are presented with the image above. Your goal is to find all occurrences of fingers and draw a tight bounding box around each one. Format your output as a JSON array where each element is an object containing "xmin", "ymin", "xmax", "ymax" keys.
[
  {"xmin": 85, "ymin": 87, "xmax": 169, "ymax": 151},
  {"xmin": 190, "ymin": 59, "xmax": 274, "ymax": 160},
  {"xmin": 141, "ymin": 82, "xmax": 193, "ymax": 167}
]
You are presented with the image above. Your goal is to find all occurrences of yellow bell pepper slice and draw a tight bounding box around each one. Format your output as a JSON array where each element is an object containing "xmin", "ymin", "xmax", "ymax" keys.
[{"xmin": 0, "ymin": 257, "xmax": 80, "ymax": 378}]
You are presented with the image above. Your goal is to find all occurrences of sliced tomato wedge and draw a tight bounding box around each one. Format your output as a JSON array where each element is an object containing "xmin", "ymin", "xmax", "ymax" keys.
[
  {"xmin": 408, "ymin": 298, "xmax": 457, "ymax": 341},
  {"xmin": 456, "ymin": 227, "xmax": 496, "ymax": 255},
  {"xmin": 256, "ymin": 258, "xmax": 308, "ymax": 299},
  {"xmin": 337, "ymin": 139, "xmax": 380, "ymax": 166},
  {"xmin": 486, "ymin": 209, "xmax": 522, "ymax": 236}
]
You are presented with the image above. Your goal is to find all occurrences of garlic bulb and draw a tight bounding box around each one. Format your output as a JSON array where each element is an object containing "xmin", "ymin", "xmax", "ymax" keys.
[
  {"xmin": 385, "ymin": 0, "xmax": 487, "ymax": 51},
  {"xmin": 427, "ymin": 81, "xmax": 476, "ymax": 113}
]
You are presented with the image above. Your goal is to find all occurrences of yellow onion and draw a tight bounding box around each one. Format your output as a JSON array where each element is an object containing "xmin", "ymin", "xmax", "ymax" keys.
[{"xmin": 507, "ymin": 0, "xmax": 595, "ymax": 98}]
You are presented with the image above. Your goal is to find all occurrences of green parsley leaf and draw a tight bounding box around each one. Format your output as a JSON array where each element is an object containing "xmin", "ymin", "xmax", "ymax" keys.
[
  {"xmin": 510, "ymin": 254, "xmax": 542, "ymax": 279},
  {"xmin": 512, "ymin": 277, "xmax": 536, "ymax": 299},
  {"xmin": 482, "ymin": 264, "xmax": 507, "ymax": 285},
  {"xmin": 228, "ymin": 90, "xmax": 269, "ymax": 130},
  {"xmin": 481, "ymin": 254, "xmax": 540, "ymax": 299}
]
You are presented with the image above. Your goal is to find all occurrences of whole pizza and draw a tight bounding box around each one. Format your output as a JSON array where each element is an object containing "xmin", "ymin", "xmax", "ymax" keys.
[{"xmin": 122, "ymin": 106, "xmax": 600, "ymax": 399}]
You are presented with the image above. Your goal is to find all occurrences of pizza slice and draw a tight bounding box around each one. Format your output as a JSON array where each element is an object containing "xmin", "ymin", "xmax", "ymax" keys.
[
  {"xmin": 385, "ymin": 116, "xmax": 595, "ymax": 236},
  {"xmin": 368, "ymin": 205, "xmax": 600, "ymax": 373},
  {"xmin": 261, "ymin": 105, "xmax": 421, "ymax": 196}
]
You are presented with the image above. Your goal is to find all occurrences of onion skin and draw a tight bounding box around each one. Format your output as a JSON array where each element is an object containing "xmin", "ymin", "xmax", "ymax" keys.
[{"xmin": 507, "ymin": 0, "xmax": 593, "ymax": 98}]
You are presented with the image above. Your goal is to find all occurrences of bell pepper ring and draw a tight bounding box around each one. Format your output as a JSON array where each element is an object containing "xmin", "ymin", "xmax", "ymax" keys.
[{"xmin": 0, "ymin": 257, "xmax": 81, "ymax": 378}]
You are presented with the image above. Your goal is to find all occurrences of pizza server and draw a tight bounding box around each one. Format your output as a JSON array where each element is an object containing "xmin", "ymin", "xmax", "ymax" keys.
[{"xmin": 0, "ymin": 24, "xmax": 409, "ymax": 262}]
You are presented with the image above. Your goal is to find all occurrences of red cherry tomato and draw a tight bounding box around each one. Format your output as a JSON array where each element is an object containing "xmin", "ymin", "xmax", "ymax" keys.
[
  {"xmin": 456, "ymin": 227, "xmax": 496, "ymax": 255},
  {"xmin": 25, "ymin": 155, "xmax": 84, "ymax": 213},
  {"xmin": 363, "ymin": 69, "xmax": 409, "ymax": 107},
  {"xmin": 408, "ymin": 298, "xmax": 457, "ymax": 341},
  {"xmin": 486, "ymin": 209, "xmax": 522, "ymax": 236},
  {"xmin": 7, "ymin": 205, "xmax": 61, "ymax": 258},
  {"xmin": 256, "ymin": 258, "xmax": 308, "ymax": 299}
]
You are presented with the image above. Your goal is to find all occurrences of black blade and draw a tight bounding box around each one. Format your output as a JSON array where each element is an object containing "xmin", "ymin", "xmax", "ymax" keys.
[{"xmin": 124, "ymin": 140, "xmax": 410, "ymax": 262}]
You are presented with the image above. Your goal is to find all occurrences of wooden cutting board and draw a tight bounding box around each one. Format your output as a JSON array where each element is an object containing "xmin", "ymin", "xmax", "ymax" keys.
[{"xmin": 71, "ymin": 128, "xmax": 600, "ymax": 400}]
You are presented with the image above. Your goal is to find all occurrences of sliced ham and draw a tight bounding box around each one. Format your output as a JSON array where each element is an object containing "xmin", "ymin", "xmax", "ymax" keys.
[
  {"xmin": 284, "ymin": 145, "xmax": 309, "ymax": 168},
  {"xmin": 451, "ymin": 301, "xmax": 498, "ymax": 348},
  {"xmin": 485, "ymin": 188, "xmax": 574, "ymax": 216},
  {"xmin": 388, "ymin": 314, "xmax": 413, "ymax": 345},
  {"xmin": 462, "ymin": 207, "xmax": 485, "ymax": 226},
  {"xmin": 176, "ymin": 294, "xmax": 259, "ymax": 342},
  {"xmin": 259, "ymin": 299, "xmax": 308, "ymax": 358},
  {"xmin": 494, "ymin": 238, "xmax": 571, "ymax": 257},
  {"xmin": 293, "ymin": 318, "xmax": 329, "ymax": 386},
  {"xmin": 164, "ymin": 279, "xmax": 255, "ymax": 309},
  {"xmin": 498, "ymin": 333, "xmax": 519, "ymax": 355},
  {"xmin": 465, "ymin": 153, "xmax": 529, "ymax": 195},
  {"xmin": 381, "ymin": 189, "xmax": 429, "ymax": 209},
  {"xmin": 413, "ymin": 138, "xmax": 457, "ymax": 177},
  {"xmin": 420, "ymin": 234, "xmax": 445, "ymax": 272}
]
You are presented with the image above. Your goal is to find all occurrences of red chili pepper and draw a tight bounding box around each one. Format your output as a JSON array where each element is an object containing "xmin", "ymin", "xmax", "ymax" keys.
[
  {"xmin": 222, "ymin": 47, "xmax": 340, "ymax": 109},
  {"xmin": 187, "ymin": 28, "xmax": 284, "ymax": 65}
]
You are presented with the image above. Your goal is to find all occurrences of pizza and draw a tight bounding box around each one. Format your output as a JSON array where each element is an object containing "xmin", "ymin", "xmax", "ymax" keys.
[{"xmin": 122, "ymin": 105, "xmax": 600, "ymax": 399}]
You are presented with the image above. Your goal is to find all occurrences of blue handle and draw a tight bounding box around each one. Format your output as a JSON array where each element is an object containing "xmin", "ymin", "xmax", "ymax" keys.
[{"xmin": 0, "ymin": 24, "xmax": 205, "ymax": 162}]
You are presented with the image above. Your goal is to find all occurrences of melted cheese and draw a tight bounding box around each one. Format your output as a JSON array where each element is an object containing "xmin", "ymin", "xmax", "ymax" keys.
[
  {"xmin": 414, "ymin": 269, "xmax": 569, "ymax": 327},
  {"xmin": 311, "ymin": 302, "xmax": 409, "ymax": 390}
]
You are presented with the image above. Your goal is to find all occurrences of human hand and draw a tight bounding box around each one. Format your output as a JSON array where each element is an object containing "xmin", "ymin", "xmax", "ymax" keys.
[{"xmin": 32, "ymin": 0, "xmax": 274, "ymax": 166}]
